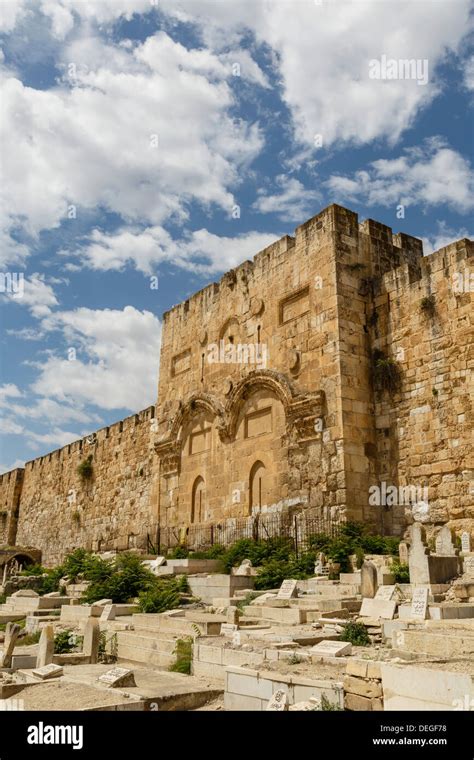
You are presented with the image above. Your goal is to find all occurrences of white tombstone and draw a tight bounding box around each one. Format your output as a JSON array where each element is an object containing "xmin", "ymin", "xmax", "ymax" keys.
[
  {"xmin": 98, "ymin": 667, "xmax": 136, "ymax": 688},
  {"xmin": 410, "ymin": 587, "xmax": 429, "ymax": 620},
  {"xmin": 266, "ymin": 689, "xmax": 288, "ymax": 711},
  {"xmin": 32, "ymin": 664, "xmax": 63, "ymax": 680},
  {"xmin": 277, "ymin": 579, "xmax": 298, "ymax": 599},
  {"xmin": 435, "ymin": 526, "xmax": 456, "ymax": 556},
  {"xmin": 310, "ymin": 640, "xmax": 352, "ymax": 657},
  {"xmin": 461, "ymin": 532, "xmax": 471, "ymax": 553}
]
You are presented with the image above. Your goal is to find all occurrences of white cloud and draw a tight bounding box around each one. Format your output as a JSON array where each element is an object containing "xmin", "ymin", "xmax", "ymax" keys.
[
  {"xmin": 326, "ymin": 139, "xmax": 474, "ymax": 212},
  {"xmin": 0, "ymin": 384, "xmax": 24, "ymax": 402},
  {"xmin": 0, "ymin": 31, "xmax": 264, "ymax": 265},
  {"xmin": 62, "ymin": 226, "xmax": 278, "ymax": 275},
  {"xmin": 158, "ymin": 0, "xmax": 472, "ymax": 149},
  {"xmin": 0, "ymin": 459, "xmax": 25, "ymax": 475},
  {"xmin": 463, "ymin": 55, "xmax": 474, "ymax": 91},
  {"xmin": 32, "ymin": 306, "xmax": 161, "ymax": 410},
  {"xmin": 0, "ymin": 273, "xmax": 59, "ymax": 317},
  {"xmin": 253, "ymin": 175, "xmax": 320, "ymax": 221},
  {"xmin": 422, "ymin": 221, "xmax": 474, "ymax": 254}
]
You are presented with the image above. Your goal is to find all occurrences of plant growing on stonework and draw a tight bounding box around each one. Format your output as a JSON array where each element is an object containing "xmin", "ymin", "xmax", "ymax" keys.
[
  {"xmin": 320, "ymin": 696, "xmax": 343, "ymax": 711},
  {"xmin": 372, "ymin": 350, "xmax": 402, "ymax": 394},
  {"xmin": 72, "ymin": 510, "xmax": 81, "ymax": 526},
  {"xmin": 389, "ymin": 561, "xmax": 410, "ymax": 583},
  {"xmin": 169, "ymin": 637, "xmax": 193, "ymax": 674},
  {"xmin": 98, "ymin": 631, "xmax": 117, "ymax": 664},
  {"xmin": 137, "ymin": 581, "xmax": 181, "ymax": 614},
  {"xmin": 420, "ymin": 294, "xmax": 436, "ymax": 317},
  {"xmin": 54, "ymin": 629, "xmax": 79, "ymax": 654},
  {"xmin": 340, "ymin": 622, "xmax": 370, "ymax": 647},
  {"xmin": 77, "ymin": 454, "xmax": 93, "ymax": 480}
]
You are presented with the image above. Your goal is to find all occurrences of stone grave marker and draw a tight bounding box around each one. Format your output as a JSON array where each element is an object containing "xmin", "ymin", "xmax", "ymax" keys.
[
  {"xmin": 98, "ymin": 667, "xmax": 136, "ymax": 688},
  {"xmin": 100, "ymin": 604, "xmax": 116, "ymax": 622},
  {"xmin": 0, "ymin": 622, "xmax": 21, "ymax": 668},
  {"xmin": 435, "ymin": 526, "xmax": 456, "ymax": 556},
  {"xmin": 375, "ymin": 585, "xmax": 396, "ymax": 601},
  {"xmin": 311, "ymin": 640, "xmax": 352, "ymax": 657},
  {"xmin": 461, "ymin": 532, "xmax": 471, "ymax": 553},
  {"xmin": 83, "ymin": 617, "xmax": 100, "ymax": 664},
  {"xmin": 232, "ymin": 631, "xmax": 241, "ymax": 647},
  {"xmin": 408, "ymin": 523, "xmax": 429, "ymax": 584},
  {"xmin": 234, "ymin": 559, "xmax": 253, "ymax": 576},
  {"xmin": 277, "ymin": 579, "xmax": 298, "ymax": 599},
  {"xmin": 360, "ymin": 598, "xmax": 397, "ymax": 620},
  {"xmin": 36, "ymin": 624, "xmax": 54, "ymax": 668},
  {"xmin": 361, "ymin": 561, "xmax": 378, "ymax": 598},
  {"xmin": 32, "ymin": 664, "xmax": 63, "ymax": 681},
  {"xmin": 226, "ymin": 606, "xmax": 239, "ymax": 625},
  {"xmin": 410, "ymin": 587, "xmax": 429, "ymax": 620},
  {"xmin": 398, "ymin": 542, "xmax": 409, "ymax": 565},
  {"xmin": 463, "ymin": 556, "xmax": 474, "ymax": 576},
  {"xmin": 220, "ymin": 623, "xmax": 238, "ymax": 636},
  {"xmin": 266, "ymin": 689, "xmax": 288, "ymax": 711}
]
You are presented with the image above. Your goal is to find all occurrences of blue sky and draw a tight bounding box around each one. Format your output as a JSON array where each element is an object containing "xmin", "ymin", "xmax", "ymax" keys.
[{"xmin": 0, "ymin": 0, "xmax": 473, "ymax": 473}]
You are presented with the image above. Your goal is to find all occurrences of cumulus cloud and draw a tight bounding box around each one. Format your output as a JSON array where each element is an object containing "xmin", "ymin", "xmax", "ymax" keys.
[
  {"xmin": 253, "ymin": 175, "xmax": 320, "ymax": 221},
  {"xmin": 325, "ymin": 139, "xmax": 474, "ymax": 212},
  {"xmin": 0, "ymin": 273, "xmax": 59, "ymax": 317},
  {"xmin": 0, "ymin": 30, "xmax": 264, "ymax": 266},
  {"xmin": 61, "ymin": 225, "xmax": 278, "ymax": 275},
  {"xmin": 158, "ymin": 0, "xmax": 472, "ymax": 148},
  {"xmin": 32, "ymin": 306, "xmax": 161, "ymax": 410}
]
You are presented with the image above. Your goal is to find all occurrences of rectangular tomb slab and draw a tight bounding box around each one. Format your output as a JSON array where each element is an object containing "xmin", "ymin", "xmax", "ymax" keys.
[
  {"xmin": 31, "ymin": 664, "xmax": 64, "ymax": 680},
  {"xmin": 277, "ymin": 580, "xmax": 298, "ymax": 600},
  {"xmin": 359, "ymin": 598, "xmax": 397, "ymax": 620},
  {"xmin": 310, "ymin": 640, "xmax": 352, "ymax": 657}
]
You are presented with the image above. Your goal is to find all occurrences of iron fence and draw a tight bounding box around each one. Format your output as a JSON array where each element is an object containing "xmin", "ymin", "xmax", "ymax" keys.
[{"xmin": 156, "ymin": 510, "xmax": 342, "ymax": 558}]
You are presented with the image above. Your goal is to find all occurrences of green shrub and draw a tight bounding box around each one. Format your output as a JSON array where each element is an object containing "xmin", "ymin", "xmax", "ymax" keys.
[
  {"xmin": 138, "ymin": 582, "xmax": 181, "ymax": 614},
  {"xmin": 169, "ymin": 637, "xmax": 193, "ymax": 674},
  {"xmin": 77, "ymin": 455, "xmax": 93, "ymax": 480},
  {"xmin": 235, "ymin": 592, "xmax": 259, "ymax": 611},
  {"xmin": 54, "ymin": 629, "xmax": 80, "ymax": 654},
  {"xmin": 0, "ymin": 593, "xmax": 5, "ymax": 605},
  {"xmin": 81, "ymin": 552, "xmax": 155, "ymax": 604},
  {"xmin": 373, "ymin": 353, "xmax": 402, "ymax": 394},
  {"xmin": 340, "ymin": 622, "xmax": 370, "ymax": 647},
  {"xmin": 389, "ymin": 561, "xmax": 410, "ymax": 583},
  {"xmin": 16, "ymin": 631, "xmax": 41, "ymax": 647},
  {"xmin": 167, "ymin": 545, "xmax": 189, "ymax": 559},
  {"xmin": 190, "ymin": 544, "xmax": 226, "ymax": 560},
  {"xmin": 321, "ymin": 696, "xmax": 343, "ymax": 711}
]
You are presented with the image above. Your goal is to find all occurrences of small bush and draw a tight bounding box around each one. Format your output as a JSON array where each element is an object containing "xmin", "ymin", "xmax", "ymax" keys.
[
  {"xmin": 190, "ymin": 544, "xmax": 225, "ymax": 560},
  {"xmin": 16, "ymin": 631, "xmax": 41, "ymax": 646},
  {"xmin": 77, "ymin": 455, "xmax": 93, "ymax": 480},
  {"xmin": 167, "ymin": 545, "xmax": 189, "ymax": 559},
  {"xmin": 340, "ymin": 622, "xmax": 370, "ymax": 647},
  {"xmin": 420, "ymin": 294, "xmax": 436, "ymax": 316},
  {"xmin": 98, "ymin": 631, "xmax": 117, "ymax": 664},
  {"xmin": 373, "ymin": 355, "xmax": 402, "ymax": 394},
  {"xmin": 138, "ymin": 582, "xmax": 181, "ymax": 614},
  {"xmin": 390, "ymin": 561, "xmax": 410, "ymax": 583},
  {"xmin": 321, "ymin": 696, "xmax": 343, "ymax": 711},
  {"xmin": 54, "ymin": 629, "xmax": 78, "ymax": 654},
  {"xmin": 169, "ymin": 637, "xmax": 193, "ymax": 674}
]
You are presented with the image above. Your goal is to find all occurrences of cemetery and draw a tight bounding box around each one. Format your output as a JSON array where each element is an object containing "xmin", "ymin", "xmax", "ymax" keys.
[{"xmin": 0, "ymin": 522, "xmax": 473, "ymax": 712}]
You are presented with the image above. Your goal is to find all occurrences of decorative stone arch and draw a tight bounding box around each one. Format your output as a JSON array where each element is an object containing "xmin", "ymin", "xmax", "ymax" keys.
[
  {"xmin": 167, "ymin": 393, "xmax": 227, "ymax": 447},
  {"xmin": 225, "ymin": 369, "xmax": 295, "ymax": 441},
  {"xmin": 218, "ymin": 316, "xmax": 240, "ymax": 342}
]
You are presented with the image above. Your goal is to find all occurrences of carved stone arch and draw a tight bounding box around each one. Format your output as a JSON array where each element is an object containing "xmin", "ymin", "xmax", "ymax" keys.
[
  {"xmin": 225, "ymin": 369, "xmax": 295, "ymax": 441},
  {"xmin": 218, "ymin": 316, "xmax": 240, "ymax": 342},
  {"xmin": 169, "ymin": 393, "xmax": 227, "ymax": 446}
]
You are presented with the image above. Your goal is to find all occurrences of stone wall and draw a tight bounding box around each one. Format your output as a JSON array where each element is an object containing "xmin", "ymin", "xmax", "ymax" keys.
[
  {"xmin": 13, "ymin": 407, "xmax": 159, "ymax": 566},
  {"xmin": 0, "ymin": 469, "xmax": 23, "ymax": 545},
  {"xmin": 1, "ymin": 204, "xmax": 472, "ymax": 564}
]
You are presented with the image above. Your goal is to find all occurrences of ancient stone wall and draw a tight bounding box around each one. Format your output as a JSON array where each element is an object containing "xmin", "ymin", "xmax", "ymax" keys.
[
  {"xmin": 0, "ymin": 468, "xmax": 23, "ymax": 545},
  {"xmin": 13, "ymin": 407, "xmax": 159, "ymax": 566},
  {"xmin": 1, "ymin": 204, "xmax": 472, "ymax": 563}
]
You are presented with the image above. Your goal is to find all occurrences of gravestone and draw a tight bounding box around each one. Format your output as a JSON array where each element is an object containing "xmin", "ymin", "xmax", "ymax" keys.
[
  {"xmin": 360, "ymin": 597, "xmax": 397, "ymax": 620},
  {"xmin": 100, "ymin": 604, "xmax": 116, "ymax": 622},
  {"xmin": 311, "ymin": 640, "xmax": 352, "ymax": 657},
  {"xmin": 398, "ymin": 542, "xmax": 409, "ymax": 565},
  {"xmin": 98, "ymin": 667, "xmax": 136, "ymax": 688},
  {"xmin": 375, "ymin": 585, "xmax": 396, "ymax": 601},
  {"xmin": 234, "ymin": 559, "xmax": 253, "ymax": 576},
  {"xmin": 220, "ymin": 623, "xmax": 238, "ymax": 636},
  {"xmin": 11, "ymin": 589, "xmax": 38, "ymax": 598},
  {"xmin": 83, "ymin": 617, "xmax": 100, "ymax": 664},
  {"xmin": 361, "ymin": 561, "xmax": 378, "ymax": 598},
  {"xmin": 95, "ymin": 598, "xmax": 113, "ymax": 606},
  {"xmin": 410, "ymin": 587, "xmax": 429, "ymax": 620},
  {"xmin": 464, "ymin": 556, "xmax": 474, "ymax": 576},
  {"xmin": 36, "ymin": 624, "xmax": 54, "ymax": 668},
  {"xmin": 0, "ymin": 622, "xmax": 21, "ymax": 668},
  {"xmin": 32, "ymin": 664, "xmax": 63, "ymax": 680},
  {"xmin": 461, "ymin": 532, "xmax": 471, "ymax": 553},
  {"xmin": 232, "ymin": 631, "xmax": 241, "ymax": 647},
  {"xmin": 408, "ymin": 523, "xmax": 429, "ymax": 584},
  {"xmin": 277, "ymin": 579, "xmax": 298, "ymax": 599},
  {"xmin": 266, "ymin": 689, "xmax": 288, "ymax": 711},
  {"xmin": 226, "ymin": 606, "xmax": 239, "ymax": 625},
  {"xmin": 435, "ymin": 526, "xmax": 456, "ymax": 556}
]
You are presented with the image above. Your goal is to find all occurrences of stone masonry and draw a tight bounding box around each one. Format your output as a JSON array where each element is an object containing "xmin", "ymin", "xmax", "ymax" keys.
[{"xmin": 1, "ymin": 204, "xmax": 472, "ymax": 565}]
